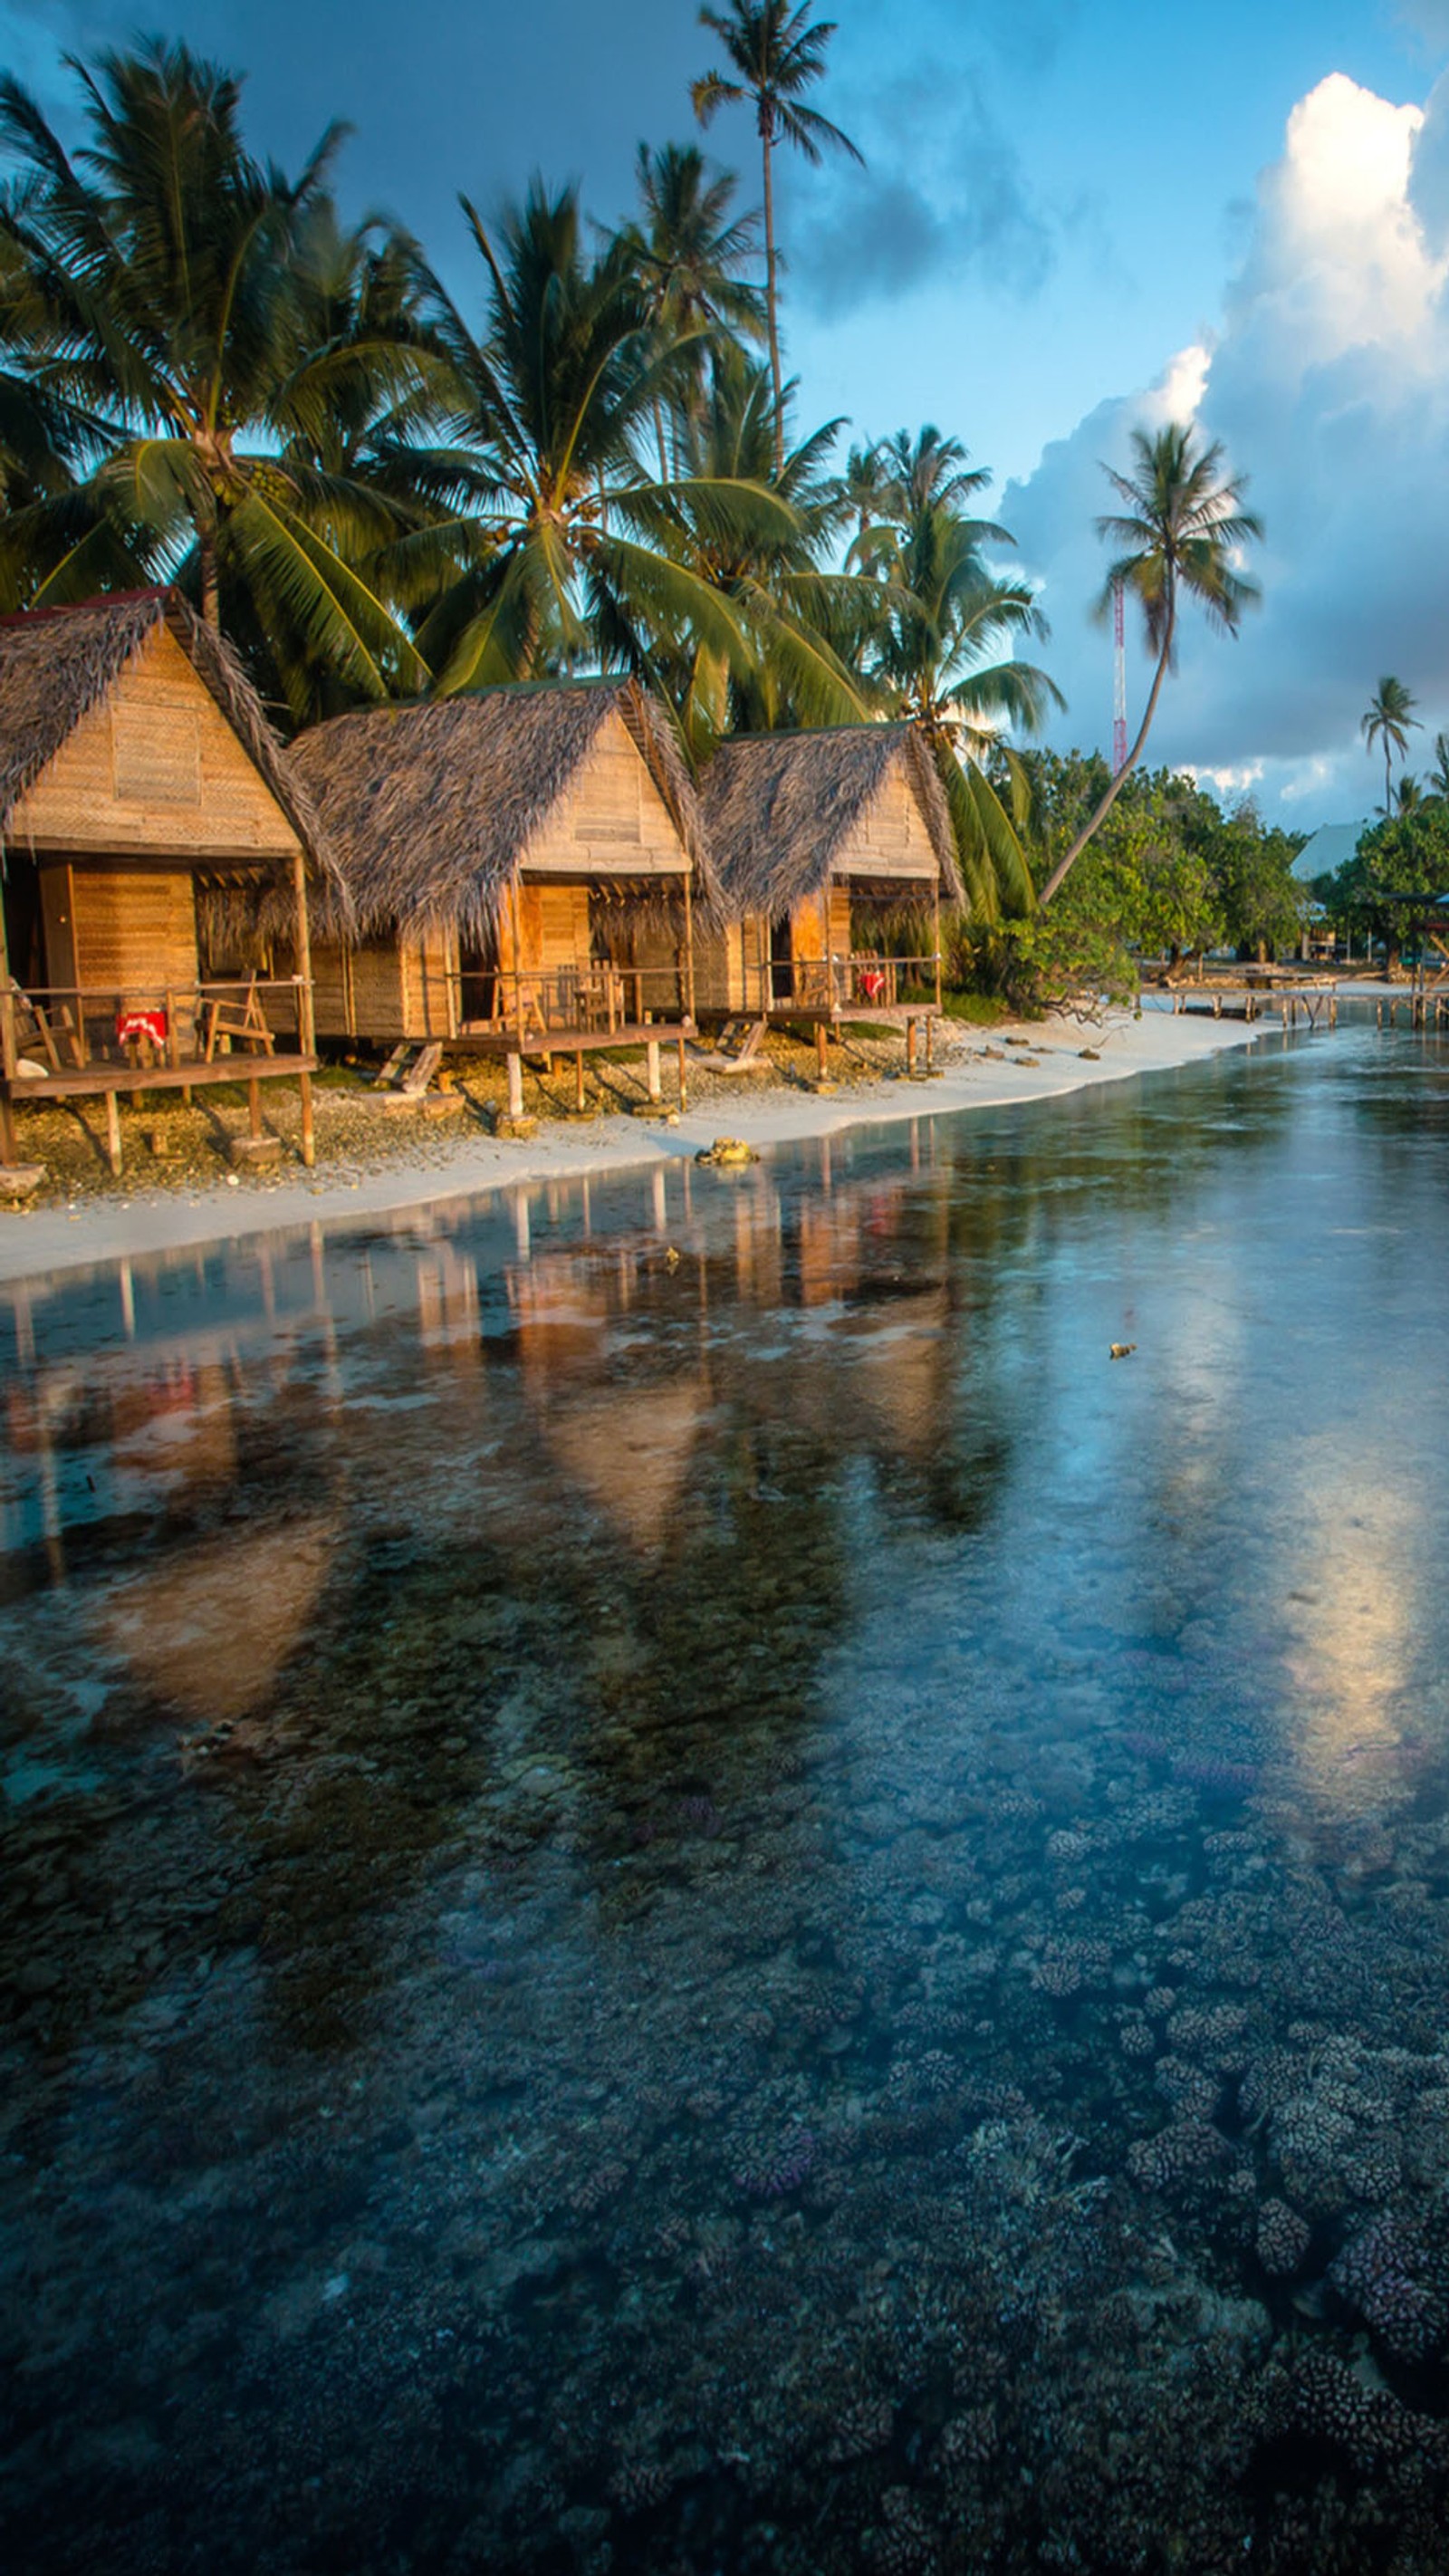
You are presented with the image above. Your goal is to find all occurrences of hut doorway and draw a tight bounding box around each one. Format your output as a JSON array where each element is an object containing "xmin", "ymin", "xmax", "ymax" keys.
[
  {"xmin": 458, "ymin": 924, "xmax": 500, "ymax": 1027},
  {"xmin": 2, "ymin": 857, "xmax": 44, "ymax": 989},
  {"xmin": 770, "ymin": 911, "xmax": 793, "ymax": 1002}
]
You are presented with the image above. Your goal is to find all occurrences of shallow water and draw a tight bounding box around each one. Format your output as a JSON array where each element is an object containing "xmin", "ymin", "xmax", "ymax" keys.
[{"xmin": 4, "ymin": 1014, "xmax": 1449, "ymax": 2573}]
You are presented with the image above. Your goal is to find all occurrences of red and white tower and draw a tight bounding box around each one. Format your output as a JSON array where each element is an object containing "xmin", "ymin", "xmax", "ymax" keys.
[{"xmin": 1111, "ymin": 579, "xmax": 1128, "ymax": 776}]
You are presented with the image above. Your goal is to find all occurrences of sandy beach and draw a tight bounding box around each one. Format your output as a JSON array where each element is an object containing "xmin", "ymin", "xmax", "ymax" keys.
[{"xmin": 0, "ymin": 1002, "xmax": 1271, "ymax": 1292}]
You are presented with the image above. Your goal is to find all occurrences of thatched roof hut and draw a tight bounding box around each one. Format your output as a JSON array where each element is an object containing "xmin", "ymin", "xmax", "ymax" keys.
[
  {"xmin": 702, "ymin": 723, "xmax": 962, "ymax": 917},
  {"xmin": 0, "ymin": 587, "xmax": 329, "ymax": 875},
  {"xmin": 289, "ymin": 678, "xmax": 715, "ymax": 941}
]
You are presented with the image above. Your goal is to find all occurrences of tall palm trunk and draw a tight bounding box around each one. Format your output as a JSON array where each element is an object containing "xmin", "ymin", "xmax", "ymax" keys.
[
  {"xmin": 760, "ymin": 114, "xmax": 783, "ymax": 475},
  {"xmin": 1385, "ymin": 741, "xmax": 1392, "ymax": 821},
  {"xmin": 197, "ymin": 518, "xmax": 220, "ymax": 630},
  {"xmin": 1039, "ymin": 601, "xmax": 1175, "ymax": 906}
]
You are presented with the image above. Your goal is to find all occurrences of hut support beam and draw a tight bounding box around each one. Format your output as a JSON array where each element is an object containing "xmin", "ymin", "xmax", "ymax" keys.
[
  {"xmin": 815, "ymin": 1024, "xmax": 829, "ymax": 1081},
  {"xmin": 683, "ymin": 870, "xmax": 696, "ymax": 1024},
  {"xmin": 104, "ymin": 1089, "xmax": 122, "ymax": 1177},
  {"xmin": 506, "ymin": 1051, "xmax": 524, "ymax": 1119},
  {"xmin": 646, "ymin": 1038, "xmax": 662, "ymax": 1102},
  {"xmin": 677, "ymin": 1033, "xmax": 687, "ymax": 1110},
  {"xmin": 510, "ymin": 875, "xmax": 526, "ymax": 1048},
  {"xmin": 291, "ymin": 846, "xmax": 317, "ymax": 1169},
  {"xmin": 0, "ymin": 897, "xmax": 18, "ymax": 1165}
]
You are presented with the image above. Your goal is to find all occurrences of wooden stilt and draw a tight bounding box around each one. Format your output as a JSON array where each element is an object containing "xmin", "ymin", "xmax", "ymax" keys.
[
  {"xmin": 506, "ymin": 1050, "xmax": 524, "ymax": 1118},
  {"xmin": 104, "ymin": 1088, "xmax": 122, "ymax": 1177},
  {"xmin": 299, "ymin": 1070, "xmax": 315, "ymax": 1168},
  {"xmin": 574, "ymin": 1051, "xmax": 586, "ymax": 1113},
  {"xmin": 248, "ymin": 1078, "xmax": 263, "ymax": 1139},
  {"xmin": 646, "ymin": 1037, "xmax": 662, "ymax": 1101},
  {"xmin": 0, "ymin": 1090, "xmax": 16, "ymax": 1166},
  {"xmin": 677, "ymin": 1032, "xmax": 687, "ymax": 1110},
  {"xmin": 926, "ymin": 1015, "xmax": 935, "ymax": 1072},
  {"xmin": 815, "ymin": 1024, "xmax": 829, "ymax": 1080},
  {"xmin": 906, "ymin": 1018, "xmax": 917, "ymax": 1076}
]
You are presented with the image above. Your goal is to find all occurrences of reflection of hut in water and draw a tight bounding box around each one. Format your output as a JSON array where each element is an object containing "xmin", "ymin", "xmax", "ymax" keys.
[
  {"xmin": 696, "ymin": 725, "xmax": 961, "ymax": 1063},
  {"xmin": 288, "ymin": 681, "xmax": 716, "ymax": 1105},
  {"xmin": 505, "ymin": 1248, "xmax": 707, "ymax": 1555},
  {"xmin": 0, "ymin": 588, "xmax": 336, "ymax": 1170}
]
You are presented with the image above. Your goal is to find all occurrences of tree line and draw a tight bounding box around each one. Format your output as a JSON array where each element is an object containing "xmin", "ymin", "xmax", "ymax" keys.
[{"xmin": 0, "ymin": 11, "xmax": 1269, "ymax": 955}]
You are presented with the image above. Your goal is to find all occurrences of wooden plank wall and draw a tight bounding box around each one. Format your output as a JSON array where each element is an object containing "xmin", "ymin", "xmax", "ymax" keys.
[
  {"xmin": 350, "ymin": 940, "xmax": 408, "ymax": 1037},
  {"xmin": 309, "ymin": 940, "xmax": 353, "ymax": 1038},
  {"xmin": 499, "ymin": 883, "xmax": 591, "ymax": 982},
  {"xmin": 837, "ymin": 770, "xmax": 938, "ymax": 880},
  {"xmin": 522, "ymin": 711, "xmax": 689, "ymax": 880},
  {"xmin": 41, "ymin": 859, "xmax": 200, "ymax": 997},
  {"xmin": 400, "ymin": 926, "xmax": 459, "ymax": 1038},
  {"xmin": 9, "ymin": 622, "xmax": 301, "ymax": 861}
]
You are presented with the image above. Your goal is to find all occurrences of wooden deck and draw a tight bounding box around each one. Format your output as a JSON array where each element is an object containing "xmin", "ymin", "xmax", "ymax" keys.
[
  {"xmin": 453, "ymin": 1019, "xmax": 695, "ymax": 1115},
  {"xmin": 2, "ymin": 976, "xmax": 320, "ymax": 1176}
]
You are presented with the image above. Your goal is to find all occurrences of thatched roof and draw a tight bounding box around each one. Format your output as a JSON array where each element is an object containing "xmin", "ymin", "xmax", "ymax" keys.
[
  {"xmin": 0, "ymin": 591, "xmax": 337, "ymax": 906},
  {"xmin": 288, "ymin": 679, "xmax": 715, "ymax": 942},
  {"xmin": 703, "ymin": 724, "xmax": 962, "ymax": 917}
]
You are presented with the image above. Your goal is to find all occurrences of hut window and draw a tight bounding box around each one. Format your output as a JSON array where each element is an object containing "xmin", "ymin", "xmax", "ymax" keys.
[{"xmin": 112, "ymin": 705, "xmax": 202, "ymax": 806}]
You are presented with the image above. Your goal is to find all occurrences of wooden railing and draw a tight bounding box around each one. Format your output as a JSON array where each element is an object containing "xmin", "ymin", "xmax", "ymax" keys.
[
  {"xmin": 1, "ymin": 977, "xmax": 312, "ymax": 1082},
  {"xmin": 458, "ymin": 961, "xmax": 689, "ymax": 1039},
  {"xmin": 763, "ymin": 952, "xmax": 944, "ymax": 1012}
]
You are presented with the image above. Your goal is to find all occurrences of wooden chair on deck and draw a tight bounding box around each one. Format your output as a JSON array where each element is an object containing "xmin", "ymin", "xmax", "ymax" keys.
[
  {"xmin": 5, "ymin": 976, "xmax": 85, "ymax": 1072},
  {"xmin": 203, "ymin": 975, "xmax": 275, "ymax": 1062}
]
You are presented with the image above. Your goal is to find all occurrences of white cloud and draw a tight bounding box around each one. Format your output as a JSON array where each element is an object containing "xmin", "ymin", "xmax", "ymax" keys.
[{"xmin": 1007, "ymin": 72, "xmax": 1449, "ymax": 828}]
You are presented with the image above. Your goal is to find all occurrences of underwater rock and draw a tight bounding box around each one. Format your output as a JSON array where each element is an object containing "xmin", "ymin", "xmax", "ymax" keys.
[
  {"xmin": 1255, "ymin": 2197, "xmax": 1311, "ymax": 2277},
  {"xmin": 1331, "ymin": 2220, "xmax": 1445, "ymax": 2361}
]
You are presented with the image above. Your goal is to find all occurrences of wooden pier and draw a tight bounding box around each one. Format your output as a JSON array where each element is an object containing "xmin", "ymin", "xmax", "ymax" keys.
[{"xmin": 1159, "ymin": 969, "xmax": 1339, "ymax": 1029}]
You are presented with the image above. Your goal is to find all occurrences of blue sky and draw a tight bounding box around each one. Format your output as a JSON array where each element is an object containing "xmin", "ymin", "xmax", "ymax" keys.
[{"xmin": 5, "ymin": 0, "xmax": 1449, "ymax": 823}]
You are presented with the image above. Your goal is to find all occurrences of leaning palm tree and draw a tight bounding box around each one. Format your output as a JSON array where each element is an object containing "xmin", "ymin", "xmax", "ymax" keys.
[
  {"xmin": 415, "ymin": 181, "xmax": 799, "ymax": 701},
  {"xmin": 1362, "ymin": 676, "xmax": 1419, "ymax": 822},
  {"xmin": 0, "ymin": 40, "xmax": 430, "ymax": 709},
  {"xmin": 1039, "ymin": 421, "xmax": 1262, "ymax": 905},
  {"xmin": 692, "ymin": 1, "xmax": 862, "ymax": 470},
  {"xmin": 623, "ymin": 142, "xmax": 764, "ymax": 478}
]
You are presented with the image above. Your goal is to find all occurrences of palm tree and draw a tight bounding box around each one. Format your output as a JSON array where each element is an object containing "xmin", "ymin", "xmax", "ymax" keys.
[
  {"xmin": 649, "ymin": 341, "xmax": 870, "ymax": 753},
  {"xmin": 1362, "ymin": 676, "xmax": 1419, "ymax": 821},
  {"xmin": 623, "ymin": 142, "xmax": 764, "ymax": 479},
  {"xmin": 1395, "ymin": 772, "xmax": 1424, "ymax": 815},
  {"xmin": 0, "ymin": 40, "xmax": 430, "ymax": 707},
  {"xmin": 1430, "ymin": 730, "xmax": 1449, "ymax": 802},
  {"xmin": 415, "ymin": 181, "xmax": 797, "ymax": 699},
  {"xmin": 1039, "ymin": 422, "xmax": 1262, "ymax": 905},
  {"xmin": 863, "ymin": 492, "xmax": 1062, "ymax": 918},
  {"xmin": 871, "ymin": 424, "xmax": 992, "ymax": 521},
  {"xmin": 692, "ymin": 1, "xmax": 862, "ymax": 471}
]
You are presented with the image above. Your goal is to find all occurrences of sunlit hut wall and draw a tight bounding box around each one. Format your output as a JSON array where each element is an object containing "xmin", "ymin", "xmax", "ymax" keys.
[
  {"xmin": 0, "ymin": 589, "xmax": 327, "ymax": 1031},
  {"xmin": 696, "ymin": 724, "xmax": 961, "ymax": 1014},
  {"xmin": 286, "ymin": 681, "xmax": 715, "ymax": 1043}
]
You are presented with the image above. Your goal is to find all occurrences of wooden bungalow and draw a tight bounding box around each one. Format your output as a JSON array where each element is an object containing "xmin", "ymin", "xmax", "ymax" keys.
[
  {"xmin": 697, "ymin": 723, "xmax": 962, "ymax": 1071},
  {"xmin": 0, "ymin": 588, "xmax": 338, "ymax": 1174},
  {"xmin": 288, "ymin": 680, "xmax": 715, "ymax": 1111}
]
